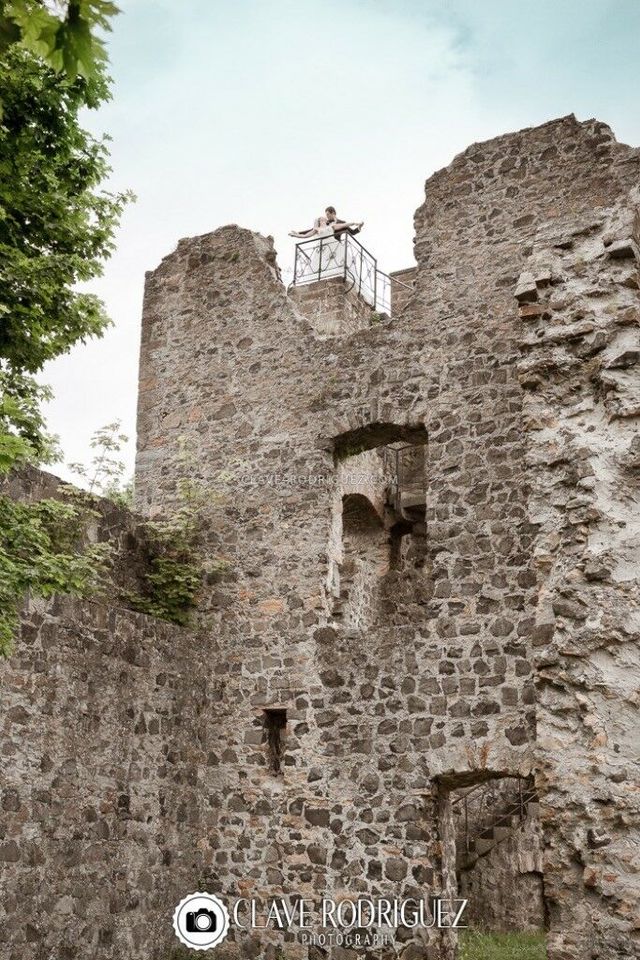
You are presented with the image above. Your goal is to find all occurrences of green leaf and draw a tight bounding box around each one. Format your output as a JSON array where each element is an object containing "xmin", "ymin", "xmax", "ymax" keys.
[
  {"xmin": 0, "ymin": 15, "xmax": 20, "ymax": 53},
  {"xmin": 5, "ymin": 2, "xmax": 61, "ymax": 59},
  {"xmin": 0, "ymin": 431, "xmax": 31, "ymax": 472},
  {"xmin": 0, "ymin": 491, "xmax": 112, "ymax": 655},
  {"xmin": 0, "ymin": 45, "xmax": 130, "ymax": 465},
  {"xmin": 1, "ymin": 0, "xmax": 120, "ymax": 86}
]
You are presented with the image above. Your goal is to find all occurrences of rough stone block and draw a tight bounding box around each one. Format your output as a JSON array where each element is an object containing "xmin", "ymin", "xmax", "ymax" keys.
[{"xmin": 607, "ymin": 237, "xmax": 640, "ymax": 260}]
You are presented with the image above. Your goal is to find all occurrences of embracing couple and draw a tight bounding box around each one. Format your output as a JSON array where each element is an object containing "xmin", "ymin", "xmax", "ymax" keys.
[{"xmin": 289, "ymin": 206, "xmax": 364, "ymax": 240}]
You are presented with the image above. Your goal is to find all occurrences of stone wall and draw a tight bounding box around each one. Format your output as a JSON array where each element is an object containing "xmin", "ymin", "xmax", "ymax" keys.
[
  {"xmin": 389, "ymin": 268, "xmax": 416, "ymax": 317},
  {"xmin": 133, "ymin": 209, "xmax": 530, "ymax": 959},
  {"xmin": 289, "ymin": 276, "xmax": 376, "ymax": 335},
  {"xmin": 516, "ymin": 193, "xmax": 640, "ymax": 958},
  {"xmin": 0, "ymin": 594, "xmax": 215, "ymax": 960},
  {"xmin": 0, "ymin": 470, "xmax": 228, "ymax": 960}
]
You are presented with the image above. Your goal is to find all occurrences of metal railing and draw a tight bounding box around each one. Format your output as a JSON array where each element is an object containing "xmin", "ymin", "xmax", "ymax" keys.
[
  {"xmin": 452, "ymin": 776, "xmax": 538, "ymax": 856},
  {"xmin": 291, "ymin": 233, "xmax": 411, "ymax": 315},
  {"xmin": 382, "ymin": 444, "xmax": 426, "ymax": 512}
]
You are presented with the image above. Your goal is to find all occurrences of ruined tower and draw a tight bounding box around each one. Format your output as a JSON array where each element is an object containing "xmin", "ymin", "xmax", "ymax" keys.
[{"xmin": 135, "ymin": 115, "xmax": 640, "ymax": 960}]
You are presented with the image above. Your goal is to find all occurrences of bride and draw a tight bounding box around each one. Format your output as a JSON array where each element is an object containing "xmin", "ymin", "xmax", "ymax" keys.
[{"xmin": 289, "ymin": 205, "xmax": 363, "ymax": 239}]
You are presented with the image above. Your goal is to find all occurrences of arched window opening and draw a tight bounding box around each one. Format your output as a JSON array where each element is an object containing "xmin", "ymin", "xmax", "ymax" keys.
[{"xmin": 327, "ymin": 421, "xmax": 429, "ymax": 626}]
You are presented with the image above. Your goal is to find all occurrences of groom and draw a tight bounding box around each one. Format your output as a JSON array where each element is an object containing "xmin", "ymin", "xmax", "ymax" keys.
[{"xmin": 289, "ymin": 206, "xmax": 364, "ymax": 239}]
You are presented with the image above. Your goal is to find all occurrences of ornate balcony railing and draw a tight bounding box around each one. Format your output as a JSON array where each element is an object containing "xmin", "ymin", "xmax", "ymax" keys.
[{"xmin": 291, "ymin": 233, "xmax": 411, "ymax": 315}]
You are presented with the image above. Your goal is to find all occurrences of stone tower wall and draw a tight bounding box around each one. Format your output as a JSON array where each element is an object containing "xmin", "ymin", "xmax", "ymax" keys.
[
  {"xmin": 517, "ymin": 194, "xmax": 640, "ymax": 959},
  {"xmin": 135, "ymin": 116, "xmax": 640, "ymax": 959},
  {"xmin": 288, "ymin": 276, "xmax": 375, "ymax": 335}
]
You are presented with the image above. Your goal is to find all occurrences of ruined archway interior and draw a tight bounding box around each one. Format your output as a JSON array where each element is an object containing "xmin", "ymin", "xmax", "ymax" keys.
[
  {"xmin": 440, "ymin": 773, "xmax": 548, "ymax": 954},
  {"xmin": 329, "ymin": 422, "xmax": 428, "ymax": 627},
  {"xmin": 337, "ymin": 493, "xmax": 387, "ymax": 629}
]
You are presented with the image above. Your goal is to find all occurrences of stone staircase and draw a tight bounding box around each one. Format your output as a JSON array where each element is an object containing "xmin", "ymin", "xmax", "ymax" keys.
[{"xmin": 453, "ymin": 778, "xmax": 539, "ymax": 872}]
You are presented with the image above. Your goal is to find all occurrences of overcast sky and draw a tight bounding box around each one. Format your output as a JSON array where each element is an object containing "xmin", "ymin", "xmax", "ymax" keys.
[{"xmin": 42, "ymin": 0, "xmax": 640, "ymax": 486}]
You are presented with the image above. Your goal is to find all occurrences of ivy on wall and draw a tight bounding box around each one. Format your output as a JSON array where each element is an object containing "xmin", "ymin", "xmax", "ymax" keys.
[
  {"xmin": 0, "ymin": 427, "xmax": 226, "ymax": 655},
  {"xmin": 125, "ymin": 501, "xmax": 205, "ymax": 627},
  {"xmin": 124, "ymin": 443, "xmax": 227, "ymax": 627},
  {"xmin": 0, "ymin": 493, "xmax": 110, "ymax": 655}
]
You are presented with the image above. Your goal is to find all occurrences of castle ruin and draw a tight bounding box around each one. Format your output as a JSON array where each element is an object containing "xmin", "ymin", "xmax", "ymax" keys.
[{"xmin": 1, "ymin": 114, "xmax": 640, "ymax": 960}]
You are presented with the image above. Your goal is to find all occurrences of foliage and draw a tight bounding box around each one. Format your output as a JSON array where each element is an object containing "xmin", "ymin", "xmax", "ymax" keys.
[
  {"xmin": 459, "ymin": 930, "xmax": 547, "ymax": 960},
  {"xmin": 0, "ymin": 45, "xmax": 130, "ymax": 378},
  {"xmin": 0, "ymin": 32, "xmax": 130, "ymax": 478},
  {"xmin": 126, "ymin": 441, "xmax": 226, "ymax": 627},
  {"xmin": 67, "ymin": 428, "xmax": 222, "ymax": 628},
  {"xmin": 0, "ymin": 6, "xmax": 131, "ymax": 656},
  {"xmin": 68, "ymin": 419, "xmax": 131, "ymax": 503},
  {"xmin": 128, "ymin": 525, "xmax": 203, "ymax": 627},
  {"xmin": 0, "ymin": 370, "xmax": 59, "ymax": 470},
  {"xmin": 1, "ymin": 421, "xmax": 222, "ymax": 653},
  {"xmin": 0, "ymin": 489, "xmax": 110, "ymax": 655},
  {"xmin": 0, "ymin": 0, "xmax": 120, "ymax": 87},
  {"xmin": 1, "ymin": 419, "xmax": 131, "ymax": 658},
  {"xmin": 165, "ymin": 929, "xmax": 547, "ymax": 959}
]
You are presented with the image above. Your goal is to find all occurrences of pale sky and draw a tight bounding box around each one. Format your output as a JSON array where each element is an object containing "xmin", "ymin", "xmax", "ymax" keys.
[{"xmin": 42, "ymin": 0, "xmax": 640, "ymax": 486}]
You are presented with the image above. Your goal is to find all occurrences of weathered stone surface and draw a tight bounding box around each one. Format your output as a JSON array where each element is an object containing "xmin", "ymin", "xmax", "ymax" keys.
[
  {"xmin": 0, "ymin": 596, "xmax": 214, "ymax": 960},
  {"xmin": 516, "ymin": 174, "xmax": 640, "ymax": 958},
  {"xmin": 607, "ymin": 237, "xmax": 639, "ymax": 260},
  {"xmin": 515, "ymin": 272, "xmax": 539, "ymax": 303}
]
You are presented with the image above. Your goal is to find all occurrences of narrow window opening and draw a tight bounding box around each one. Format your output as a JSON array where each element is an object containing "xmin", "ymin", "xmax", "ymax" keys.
[{"xmin": 263, "ymin": 709, "xmax": 287, "ymax": 774}]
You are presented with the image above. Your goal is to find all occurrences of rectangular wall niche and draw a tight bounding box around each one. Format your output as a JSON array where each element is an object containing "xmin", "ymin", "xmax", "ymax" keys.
[{"xmin": 263, "ymin": 709, "xmax": 287, "ymax": 774}]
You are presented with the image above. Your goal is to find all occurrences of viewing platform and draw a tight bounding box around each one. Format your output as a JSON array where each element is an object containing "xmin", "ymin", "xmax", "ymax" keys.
[{"xmin": 288, "ymin": 233, "xmax": 415, "ymax": 335}]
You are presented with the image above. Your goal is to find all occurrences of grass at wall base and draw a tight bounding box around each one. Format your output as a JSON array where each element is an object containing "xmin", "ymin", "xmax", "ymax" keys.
[
  {"xmin": 459, "ymin": 930, "xmax": 547, "ymax": 960},
  {"xmin": 168, "ymin": 930, "xmax": 547, "ymax": 959}
]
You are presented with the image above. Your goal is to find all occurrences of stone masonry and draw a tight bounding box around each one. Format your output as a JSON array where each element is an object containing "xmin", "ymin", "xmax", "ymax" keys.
[{"xmin": 1, "ymin": 115, "xmax": 639, "ymax": 960}]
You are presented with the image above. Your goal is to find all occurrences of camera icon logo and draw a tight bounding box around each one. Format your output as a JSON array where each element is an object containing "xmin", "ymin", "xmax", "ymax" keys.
[{"xmin": 173, "ymin": 892, "xmax": 230, "ymax": 950}]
